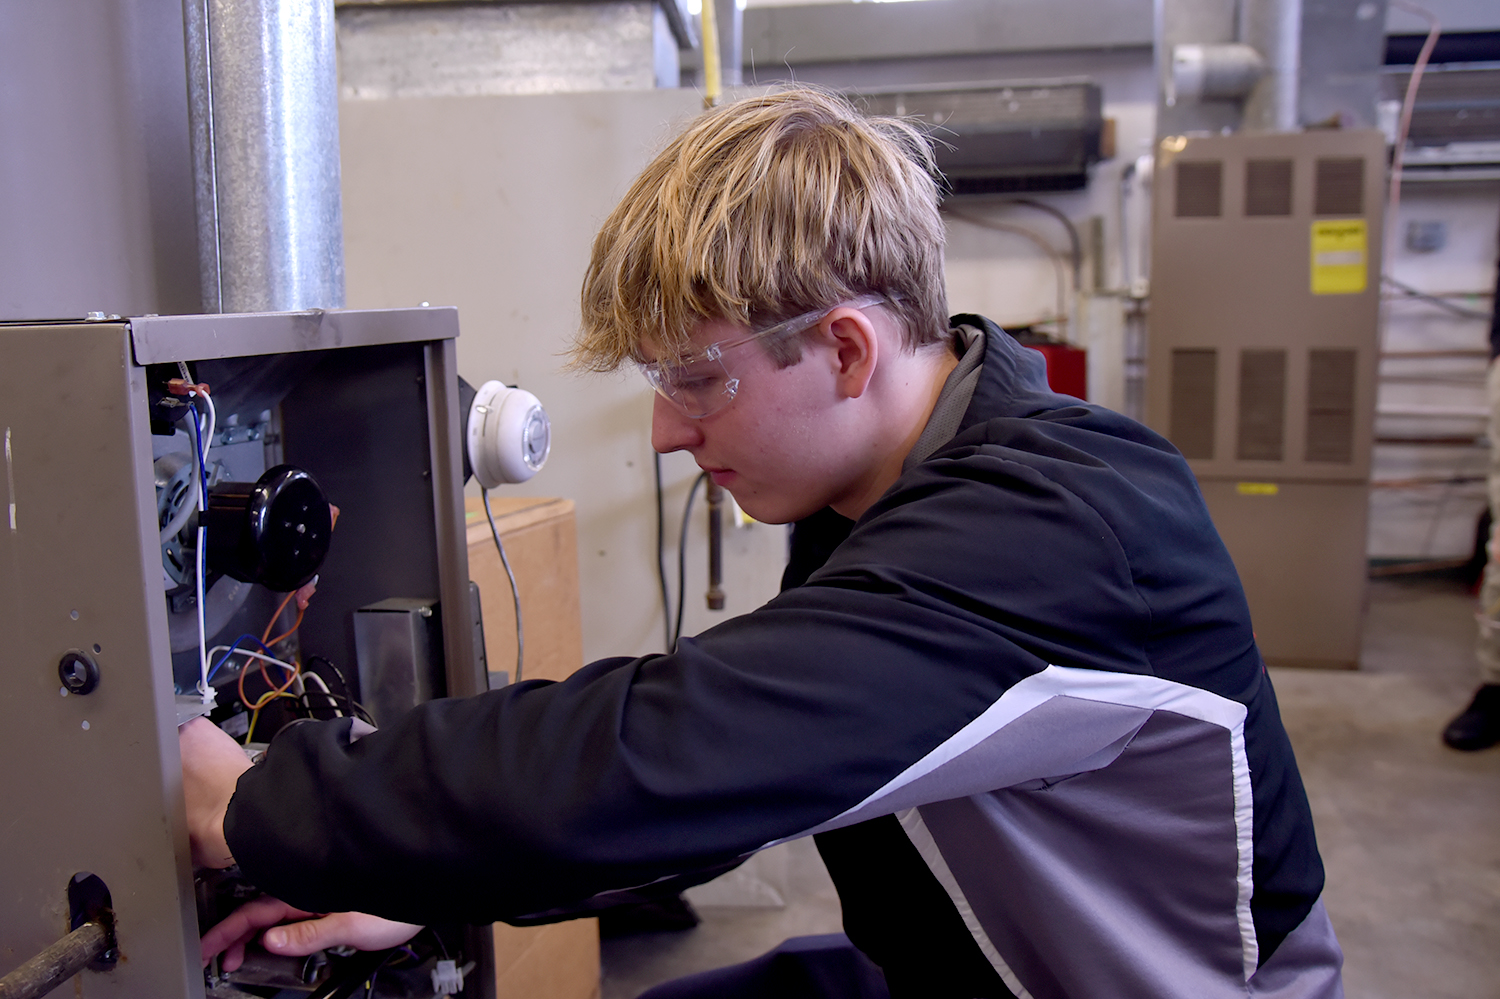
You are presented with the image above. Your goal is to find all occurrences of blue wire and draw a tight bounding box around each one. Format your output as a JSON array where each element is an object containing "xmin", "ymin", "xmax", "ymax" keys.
[
  {"xmin": 207, "ymin": 634, "xmax": 274, "ymax": 684},
  {"xmin": 187, "ymin": 403, "xmax": 209, "ymax": 504}
]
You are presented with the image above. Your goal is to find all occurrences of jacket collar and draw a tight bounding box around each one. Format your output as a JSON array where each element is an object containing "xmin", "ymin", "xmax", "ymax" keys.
[{"xmin": 950, "ymin": 314, "xmax": 1073, "ymax": 434}]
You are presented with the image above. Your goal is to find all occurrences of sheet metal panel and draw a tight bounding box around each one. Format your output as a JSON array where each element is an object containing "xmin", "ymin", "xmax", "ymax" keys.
[
  {"xmin": 128, "ymin": 306, "xmax": 459, "ymax": 365},
  {"xmin": 0, "ymin": 322, "xmax": 203, "ymax": 998}
]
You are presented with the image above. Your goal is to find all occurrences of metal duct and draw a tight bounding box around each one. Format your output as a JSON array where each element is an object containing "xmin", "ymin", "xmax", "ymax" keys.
[
  {"xmin": 1240, "ymin": 0, "xmax": 1303, "ymax": 131},
  {"xmin": 1170, "ymin": 43, "xmax": 1267, "ymax": 102},
  {"xmin": 183, "ymin": 0, "xmax": 345, "ymax": 314}
]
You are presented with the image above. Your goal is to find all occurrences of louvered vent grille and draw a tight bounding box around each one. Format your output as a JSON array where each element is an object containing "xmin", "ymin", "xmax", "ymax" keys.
[
  {"xmin": 1237, "ymin": 349, "xmax": 1286, "ymax": 461},
  {"xmin": 1306, "ymin": 349, "xmax": 1357, "ymax": 463},
  {"xmin": 1170, "ymin": 349, "xmax": 1218, "ymax": 459},
  {"xmin": 1245, "ymin": 159, "xmax": 1294, "ymax": 217},
  {"xmin": 1175, "ymin": 161, "xmax": 1223, "ymax": 218},
  {"xmin": 1314, "ymin": 158, "xmax": 1364, "ymax": 215}
]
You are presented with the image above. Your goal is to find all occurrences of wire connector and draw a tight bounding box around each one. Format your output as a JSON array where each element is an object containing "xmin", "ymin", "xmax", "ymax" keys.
[
  {"xmin": 167, "ymin": 377, "xmax": 212, "ymax": 397},
  {"xmin": 431, "ymin": 959, "xmax": 464, "ymax": 997}
]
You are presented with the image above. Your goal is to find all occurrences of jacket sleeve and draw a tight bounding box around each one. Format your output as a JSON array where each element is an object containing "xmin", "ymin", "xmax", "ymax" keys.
[{"xmin": 224, "ymin": 439, "xmax": 1177, "ymax": 926}]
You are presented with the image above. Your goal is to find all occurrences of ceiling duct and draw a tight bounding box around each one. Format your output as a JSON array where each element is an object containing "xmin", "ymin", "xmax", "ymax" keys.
[
  {"xmin": 183, "ymin": 0, "xmax": 345, "ymax": 314},
  {"xmin": 857, "ymin": 80, "xmax": 1106, "ymax": 195}
]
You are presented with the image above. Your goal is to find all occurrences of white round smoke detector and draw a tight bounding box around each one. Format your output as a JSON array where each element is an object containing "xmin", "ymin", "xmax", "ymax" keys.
[{"xmin": 467, "ymin": 381, "xmax": 550, "ymax": 489}]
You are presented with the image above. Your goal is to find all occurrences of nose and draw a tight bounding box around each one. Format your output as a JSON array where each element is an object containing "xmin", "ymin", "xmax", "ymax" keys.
[{"xmin": 651, "ymin": 393, "xmax": 704, "ymax": 454}]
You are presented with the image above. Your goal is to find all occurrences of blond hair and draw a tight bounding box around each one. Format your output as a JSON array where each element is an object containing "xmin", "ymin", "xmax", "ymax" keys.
[{"xmin": 574, "ymin": 86, "xmax": 948, "ymax": 371}]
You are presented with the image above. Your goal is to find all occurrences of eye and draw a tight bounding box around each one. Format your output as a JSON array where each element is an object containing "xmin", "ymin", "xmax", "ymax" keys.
[{"xmin": 667, "ymin": 366, "xmax": 722, "ymax": 394}]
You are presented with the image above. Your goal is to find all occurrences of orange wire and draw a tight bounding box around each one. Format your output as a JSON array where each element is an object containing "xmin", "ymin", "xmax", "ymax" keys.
[
  {"xmin": 237, "ymin": 590, "xmax": 304, "ymax": 709},
  {"xmin": 262, "ymin": 591, "xmax": 297, "ymax": 645},
  {"xmin": 238, "ymin": 647, "xmax": 300, "ymax": 709},
  {"xmin": 265, "ymin": 605, "xmax": 305, "ymax": 650}
]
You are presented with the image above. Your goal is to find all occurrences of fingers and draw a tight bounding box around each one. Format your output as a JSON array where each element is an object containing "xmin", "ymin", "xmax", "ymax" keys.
[
  {"xmin": 262, "ymin": 912, "xmax": 423, "ymax": 956},
  {"xmin": 202, "ymin": 896, "xmax": 314, "ymax": 969},
  {"xmin": 203, "ymin": 897, "xmax": 423, "ymax": 975},
  {"xmin": 262, "ymin": 915, "xmax": 341, "ymax": 956}
]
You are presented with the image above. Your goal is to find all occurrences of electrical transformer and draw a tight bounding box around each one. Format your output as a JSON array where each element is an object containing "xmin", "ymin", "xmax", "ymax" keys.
[{"xmin": 1147, "ymin": 129, "xmax": 1385, "ymax": 668}]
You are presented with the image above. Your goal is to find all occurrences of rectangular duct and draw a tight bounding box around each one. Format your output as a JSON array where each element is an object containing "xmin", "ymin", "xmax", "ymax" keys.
[{"xmin": 856, "ymin": 80, "xmax": 1105, "ymax": 193}]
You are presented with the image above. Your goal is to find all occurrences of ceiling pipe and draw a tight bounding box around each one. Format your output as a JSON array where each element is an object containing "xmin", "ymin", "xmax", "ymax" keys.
[
  {"xmin": 1240, "ymin": 0, "xmax": 1303, "ymax": 131},
  {"xmin": 182, "ymin": 0, "xmax": 345, "ymax": 314}
]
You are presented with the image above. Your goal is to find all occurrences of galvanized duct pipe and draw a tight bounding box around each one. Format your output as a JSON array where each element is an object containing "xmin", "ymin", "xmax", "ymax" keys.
[
  {"xmin": 1239, "ymin": 0, "xmax": 1302, "ymax": 131},
  {"xmin": 182, "ymin": 0, "xmax": 345, "ymax": 314}
]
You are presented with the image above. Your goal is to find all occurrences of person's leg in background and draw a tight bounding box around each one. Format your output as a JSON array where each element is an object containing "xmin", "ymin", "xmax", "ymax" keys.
[{"xmin": 1445, "ymin": 312, "xmax": 1500, "ymax": 751}]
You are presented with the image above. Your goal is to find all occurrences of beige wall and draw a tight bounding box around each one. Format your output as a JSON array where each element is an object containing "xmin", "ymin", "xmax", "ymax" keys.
[
  {"xmin": 341, "ymin": 89, "xmax": 793, "ymax": 664},
  {"xmin": 337, "ymin": 84, "xmax": 1174, "ymax": 667}
]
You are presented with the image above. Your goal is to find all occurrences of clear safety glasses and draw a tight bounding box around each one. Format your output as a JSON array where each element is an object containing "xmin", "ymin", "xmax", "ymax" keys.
[{"xmin": 641, "ymin": 294, "xmax": 888, "ymax": 419}]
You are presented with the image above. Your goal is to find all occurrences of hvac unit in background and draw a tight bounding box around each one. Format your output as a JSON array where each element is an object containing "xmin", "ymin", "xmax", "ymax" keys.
[
  {"xmin": 1147, "ymin": 129, "xmax": 1385, "ymax": 669},
  {"xmin": 857, "ymin": 79, "xmax": 1108, "ymax": 193}
]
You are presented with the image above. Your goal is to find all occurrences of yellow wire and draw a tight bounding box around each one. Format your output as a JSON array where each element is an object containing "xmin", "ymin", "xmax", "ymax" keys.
[{"xmin": 244, "ymin": 691, "xmax": 299, "ymax": 744}]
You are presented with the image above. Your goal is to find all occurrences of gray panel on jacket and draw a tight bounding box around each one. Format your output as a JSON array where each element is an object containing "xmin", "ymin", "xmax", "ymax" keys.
[{"xmin": 921, "ymin": 710, "xmax": 1246, "ymax": 999}]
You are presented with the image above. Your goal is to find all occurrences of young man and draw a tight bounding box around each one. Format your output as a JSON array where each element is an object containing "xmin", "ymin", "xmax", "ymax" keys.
[{"xmin": 185, "ymin": 87, "xmax": 1344, "ymax": 998}]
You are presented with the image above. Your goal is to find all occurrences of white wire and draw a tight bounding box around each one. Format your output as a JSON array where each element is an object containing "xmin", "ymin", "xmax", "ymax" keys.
[
  {"xmin": 300, "ymin": 670, "xmax": 342, "ymax": 716},
  {"xmin": 207, "ymin": 645, "xmax": 300, "ymax": 676},
  {"xmin": 206, "ymin": 649, "xmax": 343, "ymax": 717},
  {"xmin": 301, "ymin": 671, "xmax": 333, "ymax": 696},
  {"xmin": 195, "ymin": 524, "xmax": 210, "ymax": 700},
  {"xmin": 197, "ymin": 392, "xmax": 217, "ymax": 506}
]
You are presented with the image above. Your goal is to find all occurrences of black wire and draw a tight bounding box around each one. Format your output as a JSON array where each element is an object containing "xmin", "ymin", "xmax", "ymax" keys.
[
  {"xmin": 653, "ymin": 453, "xmax": 672, "ymax": 651},
  {"xmin": 482, "ymin": 487, "xmax": 524, "ymax": 683},
  {"xmin": 423, "ymin": 927, "xmax": 451, "ymax": 961},
  {"xmin": 303, "ymin": 656, "xmax": 375, "ymax": 725},
  {"xmin": 297, "ymin": 689, "xmax": 343, "ymax": 719},
  {"xmin": 306, "ymin": 948, "xmax": 395, "ymax": 999},
  {"xmin": 1384, "ymin": 275, "xmax": 1493, "ymax": 321},
  {"xmin": 673, "ymin": 473, "xmax": 709, "ymax": 649},
  {"xmin": 305, "ymin": 655, "xmax": 351, "ymax": 699},
  {"xmin": 941, "ymin": 206, "xmax": 1069, "ymax": 330},
  {"xmin": 1001, "ymin": 198, "xmax": 1084, "ymax": 285}
]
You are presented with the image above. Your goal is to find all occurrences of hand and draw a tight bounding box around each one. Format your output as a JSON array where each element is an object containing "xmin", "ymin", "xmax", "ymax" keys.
[
  {"xmin": 201, "ymin": 896, "xmax": 422, "ymax": 971},
  {"xmin": 179, "ymin": 716, "xmax": 252, "ymax": 868}
]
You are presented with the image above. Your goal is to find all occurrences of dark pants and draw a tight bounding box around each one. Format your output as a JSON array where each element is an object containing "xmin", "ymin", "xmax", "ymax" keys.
[{"xmin": 636, "ymin": 934, "xmax": 891, "ymax": 999}]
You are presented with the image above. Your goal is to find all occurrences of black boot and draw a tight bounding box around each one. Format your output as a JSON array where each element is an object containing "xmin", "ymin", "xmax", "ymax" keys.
[{"xmin": 1442, "ymin": 684, "xmax": 1500, "ymax": 751}]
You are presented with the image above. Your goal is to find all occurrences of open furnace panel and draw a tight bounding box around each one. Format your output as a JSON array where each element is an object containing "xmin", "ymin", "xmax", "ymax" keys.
[{"xmin": 0, "ymin": 308, "xmax": 495, "ymax": 998}]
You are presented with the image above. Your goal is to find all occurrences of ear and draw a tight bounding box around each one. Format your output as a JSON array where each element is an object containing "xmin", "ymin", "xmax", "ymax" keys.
[{"xmin": 823, "ymin": 307, "xmax": 879, "ymax": 401}]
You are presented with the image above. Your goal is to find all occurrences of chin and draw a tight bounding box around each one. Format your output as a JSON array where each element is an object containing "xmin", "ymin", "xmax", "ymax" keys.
[{"xmin": 730, "ymin": 491, "xmax": 821, "ymax": 527}]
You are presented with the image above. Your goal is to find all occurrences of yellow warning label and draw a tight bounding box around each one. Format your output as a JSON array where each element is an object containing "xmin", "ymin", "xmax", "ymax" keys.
[
  {"xmin": 1237, "ymin": 482, "xmax": 1280, "ymax": 496},
  {"xmin": 1310, "ymin": 219, "xmax": 1367, "ymax": 295}
]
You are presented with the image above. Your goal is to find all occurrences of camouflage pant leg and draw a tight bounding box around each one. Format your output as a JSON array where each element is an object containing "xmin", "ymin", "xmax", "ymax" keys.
[{"xmin": 1476, "ymin": 360, "xmax": 1500, "ymax": 685}]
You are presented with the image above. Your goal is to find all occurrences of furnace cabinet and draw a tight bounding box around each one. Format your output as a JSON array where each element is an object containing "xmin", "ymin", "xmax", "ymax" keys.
[
  {"xmin": 0, "ymin": 307, "xmax": 495, "ymax": 998},
  {"xmin": 1147, "ymin": 129, "xmax": 1385, "ymax": 668}
]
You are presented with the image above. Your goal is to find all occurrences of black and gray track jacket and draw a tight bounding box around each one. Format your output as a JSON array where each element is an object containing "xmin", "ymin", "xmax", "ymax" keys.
[{"xmin": 227, "ymin": 317, "xmax": 1343, "ymax": 999}]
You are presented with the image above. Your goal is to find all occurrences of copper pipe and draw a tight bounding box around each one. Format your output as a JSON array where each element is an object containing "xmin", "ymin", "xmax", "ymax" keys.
[{"xmin": 0, "ymin": 922, "xmax": 111, "ymax": 999}]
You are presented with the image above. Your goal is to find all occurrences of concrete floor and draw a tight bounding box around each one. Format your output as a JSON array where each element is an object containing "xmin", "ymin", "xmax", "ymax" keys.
[{"xmin": 600, "ymin": 571, "xmax": 1500, "ymax": 999}]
